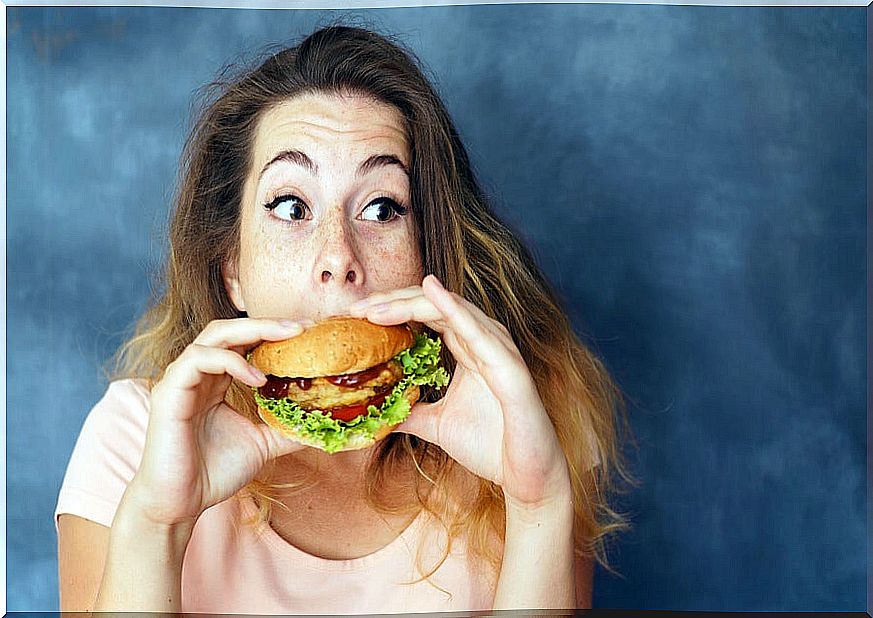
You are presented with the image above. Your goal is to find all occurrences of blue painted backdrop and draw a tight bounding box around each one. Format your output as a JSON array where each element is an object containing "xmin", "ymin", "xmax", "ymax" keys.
[{"xmin": 7, "ymin": 5, "xmax": 866, "ymax": 612}]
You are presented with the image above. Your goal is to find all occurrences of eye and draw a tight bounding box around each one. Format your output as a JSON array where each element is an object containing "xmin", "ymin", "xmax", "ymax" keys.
[
  {"xmin": 263, "ymin": 194, "xmax": 310, "ymax": 223},
  {"xmin": 360, "ymin": 197, "xmax": 408, "ymax": 223}
]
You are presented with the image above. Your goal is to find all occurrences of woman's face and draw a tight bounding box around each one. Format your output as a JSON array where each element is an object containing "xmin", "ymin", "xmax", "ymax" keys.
[{"xmin": 224, "ymin": 92, "xmax": 423, "ymax": 321}]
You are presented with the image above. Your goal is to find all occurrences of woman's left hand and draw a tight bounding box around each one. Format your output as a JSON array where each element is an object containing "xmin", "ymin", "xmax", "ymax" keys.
[{"xmin": 348, "ymin": 274, "xmax": 571, "ymax": 509}]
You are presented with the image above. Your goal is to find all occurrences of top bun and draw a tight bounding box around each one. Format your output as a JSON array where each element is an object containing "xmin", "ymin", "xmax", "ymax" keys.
[{"xmin": 249, "ymin": 317, "xmax": 414, "ymax": 378}]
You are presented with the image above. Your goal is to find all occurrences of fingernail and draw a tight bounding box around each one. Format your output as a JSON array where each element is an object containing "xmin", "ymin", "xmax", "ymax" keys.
[
  {"xmin": 250, "ymin": 366, "xmax": 266, "ymax": 381},
  {"xmin": 279, "ymin": 319, "xmax": 301, "ymax": 330},
  {"xmin": 372, "ymin": 303, "xmax": 390, "ymax": 313},
  {"xmin": 430, "ymin": 275, "xmax": 445, "ymax": 289}
]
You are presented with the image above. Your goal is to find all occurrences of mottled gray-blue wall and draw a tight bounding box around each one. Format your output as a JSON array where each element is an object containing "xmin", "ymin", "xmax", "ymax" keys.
[{"xmin": 8, "ymin": 5, "xmax": 866, "ymax": 612}]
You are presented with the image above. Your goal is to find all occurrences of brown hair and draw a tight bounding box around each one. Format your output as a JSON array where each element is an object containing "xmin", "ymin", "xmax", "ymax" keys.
[{"xmin": 109, "ymin": 20, "xmax": 637, "ymax": 583}]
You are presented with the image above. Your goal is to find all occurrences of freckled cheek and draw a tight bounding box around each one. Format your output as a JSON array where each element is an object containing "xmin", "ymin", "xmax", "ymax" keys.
[
  {"xmin": 359, "ymin": 231, "xmax": 423, "ymax": 287},
  {"xmin": 238, "ymin": 227, "xmax": 314, "ymax": 316}
]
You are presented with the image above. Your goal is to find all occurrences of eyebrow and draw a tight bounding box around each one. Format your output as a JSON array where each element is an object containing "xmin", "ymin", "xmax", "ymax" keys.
[{"xmin": 258, "ymin": 149, "xmax": 409, "ymax": 181}]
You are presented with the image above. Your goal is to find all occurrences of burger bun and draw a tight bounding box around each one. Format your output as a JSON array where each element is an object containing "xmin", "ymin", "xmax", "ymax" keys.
[{"xmin": 250, "ymin": 317, "xmax": 414, "ymax": 378}]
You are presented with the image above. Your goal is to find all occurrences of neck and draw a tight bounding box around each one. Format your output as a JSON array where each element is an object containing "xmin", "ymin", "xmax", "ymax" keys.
[
  {"xmin": 257, "ymin": 443, "xmax": 428, "ymax": 516},
  {"xmin": 273, "ymin": 445, "xmax": 375, "ymax": 485}
]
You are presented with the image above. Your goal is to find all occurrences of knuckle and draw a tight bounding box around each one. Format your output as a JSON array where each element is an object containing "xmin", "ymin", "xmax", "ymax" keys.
[
  {"xmin": 178, "ymin": 342, "xmax": 210, "ymax": 368},
  {"xmin": 151, "ymin": 370, "xmax": 178, "ymax": 401},
  {"xmin": 181, "ymin": 342, "xmax": 201, "ymax": 360},
  {"xmin": 199, "ymin": 318, "xmax": 237, "ymax": 341},
  {"xmin": 162, "ymin": 347, "xmax": 193, "ymax": 380},
  {"xmin": 510, "ymin": 349, "xmax": 527, "ymax": 366},
  {"xmin": 165, "ymin": 353, "xmax": 184, "ymax": 374},
  {"xmin": 200, "ymin": 319, "xmax": 221, "ymax": 338},
  {"xmin": 150, "ymin": 379, "xmax": 166, "ymax": 400}
]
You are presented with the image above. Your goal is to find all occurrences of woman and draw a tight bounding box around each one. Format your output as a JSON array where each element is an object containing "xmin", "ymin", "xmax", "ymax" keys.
[{"xmin": 56, "ymin": 24, "xmax": 634, "ymax": 613}]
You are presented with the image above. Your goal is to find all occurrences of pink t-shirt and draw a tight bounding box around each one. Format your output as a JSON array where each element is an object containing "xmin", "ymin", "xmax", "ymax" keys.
[{"xmin": 54, "ymin": 379, "xmax": 499, "ymax": 614}]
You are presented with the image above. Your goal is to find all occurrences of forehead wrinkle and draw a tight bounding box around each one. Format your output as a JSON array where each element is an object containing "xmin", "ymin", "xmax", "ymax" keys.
[
  {"xmin": 259, "ymin": 122, "xmax": 406, "ymax": 153},
  {"xmin": 250, "ymin": 97, "xmax": 410, "ymax": 189},
  {"xmin": 259, "ymin": 112, "xmax": 408, "ymax": 146}
]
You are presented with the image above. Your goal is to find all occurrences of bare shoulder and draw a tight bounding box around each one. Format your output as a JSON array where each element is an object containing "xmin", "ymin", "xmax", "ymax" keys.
[{"xmin": 57, "ymin": 514, "xmax": 110, "ymax": 612}]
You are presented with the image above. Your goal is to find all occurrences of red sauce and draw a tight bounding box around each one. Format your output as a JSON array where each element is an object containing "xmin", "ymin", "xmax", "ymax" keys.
[
  {"xmin": 326, "ymin": 363, "xmax": 388, "ymax": 387},
  {"xmin": 326, "ymin": 390, "xmax": 391, "ymax": 423},
  {"xmin": 258, "ymin": 376, "xmax": 312, "ymax": 399},
  {"xmin": 293, "ymin": 377, "xmax": 313, "ymax": 391},
  {"xmin": 258, "ymin": 362, "xmax": 390, "ymax": 403},
  {"xmin": 259, "ymin": 375, "xmax": 289, "ymax": 399}
]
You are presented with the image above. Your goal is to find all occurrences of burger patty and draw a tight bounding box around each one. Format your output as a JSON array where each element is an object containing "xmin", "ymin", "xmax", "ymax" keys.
[{"xmin": 260, "ymin": 360, "xmax": 405, "ymax": 410}]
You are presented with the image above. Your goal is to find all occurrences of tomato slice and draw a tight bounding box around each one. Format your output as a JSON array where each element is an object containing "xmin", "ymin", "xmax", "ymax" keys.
[{"xmin": 327, "ymin": 391, "xmax": 390, "ymax": 423}]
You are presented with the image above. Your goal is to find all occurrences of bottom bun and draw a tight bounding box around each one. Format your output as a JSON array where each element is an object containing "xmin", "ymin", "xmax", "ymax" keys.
[{"xmin": 256, "ymin": 384, "xmax": 421, "ymax": 453}]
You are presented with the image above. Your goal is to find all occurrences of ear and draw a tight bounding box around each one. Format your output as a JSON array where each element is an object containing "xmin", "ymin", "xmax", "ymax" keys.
[{"xmin": 222, "ymin": 256, "xmax": 246, "ymax": 313}]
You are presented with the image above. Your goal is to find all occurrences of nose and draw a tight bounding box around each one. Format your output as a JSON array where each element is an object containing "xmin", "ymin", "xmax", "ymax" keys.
[
  {"xmin": 313, "ymin": 212, "xmax": 364, "ymax": 289},
  {"xmin": 321, "ymin": 269, "xmax": 356, "ymax": 284}
]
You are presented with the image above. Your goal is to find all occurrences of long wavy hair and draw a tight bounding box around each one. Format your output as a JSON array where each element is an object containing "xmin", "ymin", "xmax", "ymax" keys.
[{"xmin": 109, "ymin": 21, "xmax": 637, "ymax": 584}]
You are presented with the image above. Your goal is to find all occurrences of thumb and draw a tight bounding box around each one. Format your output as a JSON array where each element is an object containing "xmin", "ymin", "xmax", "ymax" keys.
[
  {"xmin": 395, "ymin": 400, "xmax": 443, "ymax": 444},
  {"xmin": 261, "ymin": 425, "xmax": 308, "ymax": 459}
]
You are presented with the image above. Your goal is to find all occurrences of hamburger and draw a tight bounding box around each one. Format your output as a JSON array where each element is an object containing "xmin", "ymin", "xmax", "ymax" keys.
[{"xmin": 248, "ymin": 317, "xmax": 450, "ymax": 453}]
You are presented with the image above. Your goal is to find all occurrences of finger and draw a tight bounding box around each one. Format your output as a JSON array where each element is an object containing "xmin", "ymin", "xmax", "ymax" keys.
[
  {"xmin": 394, "ymin": 400, "xmax": 443, "ymax": 445},
  {"xmin": 194, "ymin": 317, "xmax": 312, "ymax": 354},
  {"xmin": 163, "ymin": 344, "xmax": 266, "ymax": 397},
  {"xmin": 355, "ymin": 281, "xmax": 520, "ymax": 372},
  {"xmin": 453, "ymin": 295, "xmax": 518, "ymax": 351},
  {"xmin": 361, "ymin": 291, "xmax": 476, "ymax": 368},
  {"xmin": 151, "ymin": 347, "xmax": 266, "ymax": 422},
  {"xmin": 421, "ymin": 275, "xmax": 513, "ymax": 372},
  {"xmin": 260, "ymin": 426, "xmax": 308, "ymax": 459},
  {"xmin": 358, "ymin": 285, "xmax": 518, "ymax": 373},
  {"xmin": 348, "ymin": 285, "xmax": 423, "ymax": 314},
  {"xmin": 356, "ymin": 293, "xmax": 450, "ymax": 332}
]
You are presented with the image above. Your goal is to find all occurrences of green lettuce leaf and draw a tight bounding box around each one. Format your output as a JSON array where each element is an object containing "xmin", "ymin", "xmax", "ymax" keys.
[{"xmin": 252, "ymin": 331, "xmax": 450, "ymax": 453}]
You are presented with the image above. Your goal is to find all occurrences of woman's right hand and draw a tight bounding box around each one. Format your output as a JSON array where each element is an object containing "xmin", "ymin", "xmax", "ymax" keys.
[{"xmin": 122, "ymin": 317, "xmax": 311, "ymax": 527}]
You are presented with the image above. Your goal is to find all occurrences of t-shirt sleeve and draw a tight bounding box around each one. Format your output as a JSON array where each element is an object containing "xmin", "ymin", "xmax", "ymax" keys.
[{"xmin": 54, "ymin": 379, "xmax": 151, "ymax": 531}]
